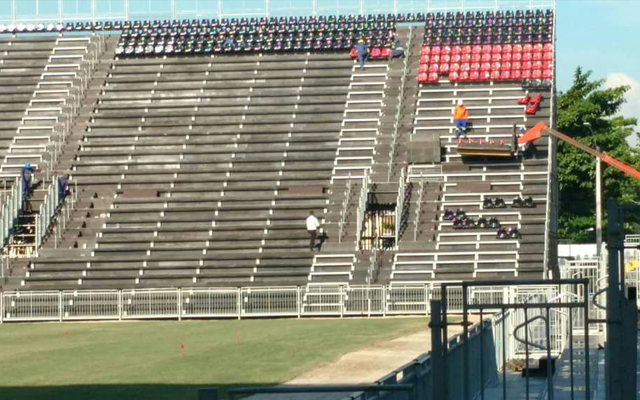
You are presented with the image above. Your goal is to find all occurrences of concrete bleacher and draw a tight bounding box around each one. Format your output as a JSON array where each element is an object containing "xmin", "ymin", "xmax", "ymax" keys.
[
  {"xmin": 385, "ymin": 26, "xmax": 553, "ymax": 284},
  {"xmin": 15, "ymin": 31, "xmax": 405, "ymax": 289},
  {"xmin": 1, "ymin": 22, "xmax": 555, "ymax": 292}
]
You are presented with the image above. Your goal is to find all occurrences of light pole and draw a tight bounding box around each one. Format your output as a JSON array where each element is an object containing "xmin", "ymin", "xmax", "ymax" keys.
[{"xmin": 584, "ymin": 122, "xmax": 602, "ymax": 257}]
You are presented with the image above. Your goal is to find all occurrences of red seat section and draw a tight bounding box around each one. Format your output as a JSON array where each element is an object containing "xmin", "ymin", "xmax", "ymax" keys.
[{"xmin": 418, "ymin": 44, "xmax": 554, "ymax": 83}]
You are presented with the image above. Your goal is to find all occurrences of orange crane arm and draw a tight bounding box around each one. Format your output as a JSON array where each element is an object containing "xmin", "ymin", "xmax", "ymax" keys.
[{"xmin": 524, "ymin": 122, "xmax": 640, "ymax": 181}]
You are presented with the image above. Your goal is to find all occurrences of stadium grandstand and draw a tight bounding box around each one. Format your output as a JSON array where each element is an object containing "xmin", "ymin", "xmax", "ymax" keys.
[
  {"xmin": 0, "ymin": 0, "xmax": 557, "ymax": 296},
  {"xmin": 3, "ymin": 2, "xmax": 640, "ymax": 400}
]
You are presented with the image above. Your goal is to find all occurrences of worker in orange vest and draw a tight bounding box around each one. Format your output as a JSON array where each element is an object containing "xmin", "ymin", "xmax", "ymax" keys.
[{"xmin": 453, "ymin": 99, "xmax": 469, "ymax": 138}]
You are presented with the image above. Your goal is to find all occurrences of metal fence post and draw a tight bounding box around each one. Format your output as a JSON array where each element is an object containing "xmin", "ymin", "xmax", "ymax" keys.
[
  {"xmin": 339, "ymin": 286, "xmax": 344, "ymax": 318},
  {"xmin": 382, "ymin": 285, "xmax": 387, "ymax": 317},
  {"xmin": 178, "ymin": 288, "xmax": 182, "ymax": 321},
  {"xmin": 58, "ymin": 290, "xmax": 63, "ymax": 322},
  {"xmin": 430, "ymin": 300, "xmax": 445, "ymax": 400},
  {"xmin": 297, "ymin": 286, "xmax": 301, "ymax": 319},
  {"xmin": 118, "ymin": 289, "xmax": 122, "ymax": 321},
  {"xmin": 237, "ymin": 288, "xmax": 242, "ymax": 320}
]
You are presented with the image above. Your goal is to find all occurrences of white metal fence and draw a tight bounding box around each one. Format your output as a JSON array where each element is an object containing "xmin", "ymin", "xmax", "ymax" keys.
[
  {"xmin": 1, "ymin": 284, "xmax": 551, "ymax": 323},
  {"xmin": 0, "ymin": 1, "xmax": 557, "ymax": 25}
]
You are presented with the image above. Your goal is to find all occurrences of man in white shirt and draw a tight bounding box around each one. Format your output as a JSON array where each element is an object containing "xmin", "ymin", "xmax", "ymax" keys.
[{"xmin": 306, "ymin": 211, "xmax": 321, "ymax": 251}]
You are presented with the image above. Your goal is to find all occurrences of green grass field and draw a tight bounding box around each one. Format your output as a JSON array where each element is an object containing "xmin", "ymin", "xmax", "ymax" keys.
[{"xmin": 0, "ymin": 317, "xmax": 428, "ymax": 400}]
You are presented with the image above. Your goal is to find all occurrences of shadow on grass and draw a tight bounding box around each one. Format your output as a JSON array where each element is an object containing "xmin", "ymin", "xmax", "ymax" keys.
[{"xmin": 0, "ymin": 383, "xmax": 275, "ymax": 400}]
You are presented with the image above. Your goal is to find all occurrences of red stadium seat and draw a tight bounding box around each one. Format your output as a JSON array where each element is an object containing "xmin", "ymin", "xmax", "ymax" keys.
[
  {"xmin": 491, "ymin": 62, "xmax": 501, "ymax": 71},
  {"xmin": 462, "ymin": 45, "xmax": 472, "ymax": 54},
  {"xmin": 418, "ymin": 72, "xmax": 428, "ymax": 83},
  {"xmin": 428, "ymin": 72, "xmax": 439, "ymax": 82},
  {"xmin": 502, "ymin": 52, "xmax": 512, "ymax": 62},
  {"xmin": 429, "ymin": 64, "xmax": 440, "ymax": 73},
  {"xmin": 420, "ymin": 54, "xmax": 430, "ymax": 64},
  {"xmin": 471, "ymin": 53, "xmax": 482, "ymax": 63},
  {"xmin": 419, "ymin": 64, "xmax": 429, "ymax": 74},
  {"xmin": 511, "ymin": 69, "xmax": 522, "ymax": 80},
  {"xmin": 480, "ymin": 71, "xmax": 491, "ymax": 81},
  {"xmin": 500, "ymin": 70, "xmax": 512, "ymax": 81},
  {"xmin": 522, "ymin": 69, "xmax": 533, "ymax": 79},
  {"xmin": 460, "ymin": 63, "xmax": 471, "ymax": 71},
  {"xmin": 462, "ymin": 53, "xmax": 472, "ymax": 63},
  {"xmin": 522, "ymin": 61, "xmax": 533, "ymax": 71},
  {"xmin": 533, "ymin": 52, "xmax": 543, "ymax": 61},
  {"xmin": 450, "ymin": 63, "xmax": 461, "ymax": 72},
  {"xmin": 492, "ymin": 45, "xmax": 502, "ymax": 54},
  {"xmin": 421, "ymin": 46, "xmax": 431, "ymax": 56},
  {"xmin": 512, "ymin": 53, "xmax": 523, "ymax": 62},
  {"xmin": 431, "ymin": 46, "xmax": 442, "ymax": 55},
  {"xmin": 449, "ymin": 71, "xmax": 460, "ymax": 82},
  {"xmin": 491, "ymin": 53, "xmax": 502, "ymax": 62},
  {"xmin": 532, "ymin": 70, "xmax": 543, "ymax": 79},
  {"xmin": 501, "ymin": 61, "xmax": 512, "ymax": 71},
  {"xmin": 443, "ymin": 46, "xmax": 452, "ymax": 55},
  {"xmin": 481, "ymin": 53, "xmax": 492, "ymax": 63},
  {"xmin": 532, "ymin": 60, "xmax": 543, "ymax": 70},
  {"xmin": 543, "ymin": 69, "xmax": 553, "ymax": 79},
  {"xmin": 523, "ymin": 44, "xmax": 533, "ymax": 53},
  {"xmin": 349, "ymin": 48, "xmax": 358, "ymax": 59},
  {"xmin": 512, "ymin": 61, "xmax": 522, "ymax": 71},
  {"xmin": 544, "ymin": 52, "xmax": 554, "ymax": 61},
  {"xmin": 482, "ymin": 45, "xmax": 492, "ymax": 54},
  {"xmin": 470, "ymin": 62, "xmax": 481, "ymax": 72},
  {"xmin": 491, "ymin": 70, "xmax": 501, "ymax": 80},
  {"xmin": 502, "ymin": 44, "xmax": 513, "ymax": 54},
  {"xmin": 370, "ymin": 48, "xmax": 381, "ymax": 59},
  {"xmin": 544, "ymin": 60, "xmax": 553, "ymax": 70},
  {"xmin": 472, "ymin": 45, "xmax": 482, "ymax": 54},
  {"xmin": 513, "ymin": 44, "xmax": 523, "ymax": 53},
  {"xmin": 533, "ymin": 43, "xmax": 544, "ymax": 53},
  {"xmin": 381, "ymin": 48, "xmax": 392, "ymax": 58},
  {"xmin": 481, "ymin": 62, "xmax": 491, "ymax": 71},
  {"xmin": 431, "ymin": 54, "xmax": 441, "ymax": 63},
  {"xmin": 470, "ymin": 71, "xmax": 480, "ymax": 81},
  {"xmin": 523, "ymin": 53, "xmax": 533, "ymax": 62},
  {"xmin": 441, "ymin": 54, "xmax": 451, "ymax": 64},
  {"xmin": 452, "ymin": 46, "xmax": 462, "ymax": 55},
  {"xmin": 451, "ymin": 54, "xmax": 462, "ymax": 63},
  {"xmin": 544, "ymin": 43, "xmax": 553, "ymax": 52},
  {"xmin": 440, "ymin": 63, "xmax": 450, "ymax": 73},
  {"xmin": 459, "ymin": 71, "xmax": 470, "ymax": 81}
]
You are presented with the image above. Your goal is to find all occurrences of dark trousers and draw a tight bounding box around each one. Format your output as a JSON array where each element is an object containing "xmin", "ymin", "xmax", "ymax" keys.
[
  {"xmin": 308, "ymin": 230, "xmax": 317, "ymax": 250},
  {"xmin": 357, "ymin": 53, "xmax": 368, "ymax": 70}
]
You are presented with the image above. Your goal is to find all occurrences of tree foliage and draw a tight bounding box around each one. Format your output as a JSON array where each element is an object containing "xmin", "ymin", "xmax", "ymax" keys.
[{"xmin": 557, "ymin": 68, "xmax": 639, "ymax": 242}]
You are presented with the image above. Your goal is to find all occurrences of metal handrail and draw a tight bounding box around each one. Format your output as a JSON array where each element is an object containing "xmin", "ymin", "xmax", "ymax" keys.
[
  {"xmin": 0, "ymin": 178, "xmax": 23, "ymax": 251},
  {"xmin": 367, "ymin": 248, "xmax": 378, "ymax": 285},
  {"xmin": 338, "ymin": 174, "xmax": 353, "ymax": 244},
  {"xmin": 387, "ymin": 25, "xmax": 413, "ymax": 182},
  {"xmin": 413, "ymin": 174, "xmax": 425, "ymax": 241},
  {"xmin": 355, "ymin": 170, "xmax": 370, "ymax": 250},
  {"xmin": 394, "ymin": 167, "xmax": 407, "ymax": 247}
]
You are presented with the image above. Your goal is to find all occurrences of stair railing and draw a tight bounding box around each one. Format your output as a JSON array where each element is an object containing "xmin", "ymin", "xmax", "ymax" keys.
[
  {"xmin": 413, "ymin": 174, "xmax": 425, "ymax": 241},
  {"xmin": 394, "ymin": 167, "xmax": 407, "ymax": 247},
  {"xmin": 338, "ymin": 174, "xmax": 353, "ymax": 244},
  {"xmin": 355, "ymin": 170, "xmax": 370, "ymax": 250},
  {"xmin": 387, "ymin": 25, "xmax": 413, "ymax": 182},
  {"xmin": 0, "ymin": 177, "xmax": 23, "ymax": 252}
]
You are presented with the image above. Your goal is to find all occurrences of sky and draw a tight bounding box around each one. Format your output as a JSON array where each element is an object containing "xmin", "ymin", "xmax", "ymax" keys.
[{"xmin": 556, "ymin": 0, "xmax": 640, "ymax": 143}]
